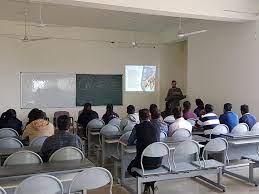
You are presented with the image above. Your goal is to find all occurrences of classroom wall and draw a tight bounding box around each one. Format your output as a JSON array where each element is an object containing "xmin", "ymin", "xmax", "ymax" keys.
[
  {"xmin": 0, "ymin": 20, "xmax": 186, "ymax": 123},
  {"xmin": 187, "ymin": 21, "xmax": 259, "ymax": 117}
]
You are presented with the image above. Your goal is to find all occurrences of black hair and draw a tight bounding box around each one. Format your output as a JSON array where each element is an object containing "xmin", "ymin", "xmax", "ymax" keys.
[
  {"xmin": 32, "ymin": 110, "xmax": 45, "ymax": 120},
  {"xmin": 83, "ymin": 103, "xmax": 92, "ymax": 111},
  {"xmin": 149, "ymin": 104, "xmax": 158, "ymax": 114},
  {"xmin": 165, "ymin": 101, "xmax": 172, "ymax": 111},
  {"xmin": 205, "ymin": 104, "xmax": 214, "ymax": 113},
  {"xmin": 172, "ymin": 106, "xmax": 182, "ymax": 119},
  {"xmin": 151, "ymin": 110, "xmax": 161, "ymax": 120},
  {"xmin": 106, "ymin": 104, "xmax": 113, "ymax": 112},
  {"xmin": 139, "ymin": 109, "xmax": 150, "ymax": 121},
  {"xmin": 224, "ymin": 103, "xmax": 232, "ymax": 112},
  {"xmin": 241, "ymin": 104, "xmax": 249, "ymax": 114},
  {"xmin": 127, "ymin": 105, "xmax": 135, "ymax": 114},
  {"xmin": 183, "ymin": 101, "xmax": 191, "ymax": 111},
  {"xmin": 57, "ymin": 115, "xmax": 70, "ymax": 130},
  {"xmin": 195, "ymin": 99, "xmax": 204, "ymax": 108},
  {"xmin": 172, "ymin": 80, "xmax": 176, "ymax": 83}
]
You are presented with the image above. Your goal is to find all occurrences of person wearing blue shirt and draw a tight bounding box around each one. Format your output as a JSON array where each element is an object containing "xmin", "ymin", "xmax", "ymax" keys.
[
  {"xmin": 239, "ymin": 104, "xmax": 257, "ymax": 130},
  {"xmin": 219, "ymin": 103, "xmax": 238, "ymax": 132}
]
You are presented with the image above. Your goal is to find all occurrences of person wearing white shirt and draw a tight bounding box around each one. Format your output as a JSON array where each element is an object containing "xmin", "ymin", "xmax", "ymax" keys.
[
  {"xmin": 120, "ymin": 105, "xmax": 139, "ymax": 130},
  {"xmin": 168, "ymin": 106, "xmax": 192, "ymax": 137}
]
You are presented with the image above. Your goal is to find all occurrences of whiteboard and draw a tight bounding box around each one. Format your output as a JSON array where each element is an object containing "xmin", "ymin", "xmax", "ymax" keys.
[{"xmin": 21, "ymin": 72, "xmax": 76, "ymax": 108}]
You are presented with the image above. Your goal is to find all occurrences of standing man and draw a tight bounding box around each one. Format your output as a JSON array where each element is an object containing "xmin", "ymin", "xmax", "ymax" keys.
[{"xmin": 165, "ymin": 80, "xmax": 186, "ymax": 109}]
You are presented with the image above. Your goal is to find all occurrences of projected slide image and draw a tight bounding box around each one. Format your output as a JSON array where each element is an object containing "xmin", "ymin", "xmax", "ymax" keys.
[{"xmin": 125, "ymin": 65, "xmax": 156, "ymax": 92}]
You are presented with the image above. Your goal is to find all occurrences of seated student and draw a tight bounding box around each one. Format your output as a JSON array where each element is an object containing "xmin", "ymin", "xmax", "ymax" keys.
[
  {"xmin": 22, "ymin": 110, "xmax": 54, "ymax": 142},
  {"xmin": 102, "ymin": 104, "xmax": 119, "ymax": 125},
  {"xmin": 239, "ymin": 104, "xmax": 257, "ymax": 130},
  {"xmin": 26, "ymin": 108, "xmax": 40, "ymax": 126},
  {"xmin": 127, "ymin": 109, "xmax": 161, "ymax": 193},
  {"xmin": 197, "ymin": 104, "xmax": 220, "ymax": 131},
  {"xmin": 183, "ymin": 101, "xmax": 197, "ymax": 120},
  {"xmin": 77, "ymin": 103, "xmax": 99, "ymax": 129},
  {"xmin": 120, "ymin": 105, "xmax": 139, "ymax": 130},
  {"xmin": 219, "ymin": 103, "xmax": 238, "ymax": 132},
  {"xmin": 168, "ymin": 106, "xmax": 192, "ymax": 136},
  {"xmin": 0, "ymin": 109, "xmax": 23, "ymax": 135},
  {"xmin": 40, "ymin": 115, "xmax": 82, "ymax": 162},
  {"xmin": 194, "ymin": 99, "xmax": 205, "ymax": 118},
  {"xmin": 151, "ymin": 110, "xmax": 168, "ymax": 135},
  {"xmin": 161, "ymin": 101, "xmax": 173, "ymax": 119}
]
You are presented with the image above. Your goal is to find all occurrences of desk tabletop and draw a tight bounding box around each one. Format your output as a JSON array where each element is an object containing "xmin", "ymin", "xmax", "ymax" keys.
[
  {"xmin": 222, "ymin": 131, "xmax": 259, "ymax": 139},
  {"xmin": 0, "ymin": 146, "xmax": 37, "ymax": 156},
  {"xmin": 0, "ymin": 158, "xmax": 95, "ymax": 181}
]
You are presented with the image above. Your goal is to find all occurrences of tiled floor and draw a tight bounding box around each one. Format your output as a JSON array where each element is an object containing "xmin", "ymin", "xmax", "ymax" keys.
[{"xmin": 91, "ymin": 167, "xmax": 259, "ymax": 194}]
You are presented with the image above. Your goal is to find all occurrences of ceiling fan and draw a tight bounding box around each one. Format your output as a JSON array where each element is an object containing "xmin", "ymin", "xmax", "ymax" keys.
[{"xmin": 177, "ymin": 17, "xmax": 208, "ymax": 38}]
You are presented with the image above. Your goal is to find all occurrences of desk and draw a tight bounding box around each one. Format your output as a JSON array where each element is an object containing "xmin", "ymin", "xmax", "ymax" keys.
[
  {"xmin": 101, "ymin": 131, "xmax": 122, "ymax": 167},
  {"xmin": 0, "ymin": 159, "xmax": 95, "ymax": 194}
]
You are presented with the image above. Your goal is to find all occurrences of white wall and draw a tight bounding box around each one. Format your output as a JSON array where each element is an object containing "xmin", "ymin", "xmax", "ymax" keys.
[
  {"xmin": 187, "ymin": 21, "xmax": 258, "ymax": 117},
  {"xmin": 0, "ymin": 20, "xmax": 186, "ymax": 123}
]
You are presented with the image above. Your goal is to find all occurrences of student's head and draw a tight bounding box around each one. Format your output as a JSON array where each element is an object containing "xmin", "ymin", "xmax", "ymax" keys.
[
  {"xmin": 172, "ymin": 106, "xmax": 182, "ymax": 119},
  {"xmin": 171, "ymin": 80, "xmax": 177, "ymax": 88},
  {"xmin": 28, "ymin": 108, "xmax": 39, "ymax": 119},
  {"xmin": 224, "ymin": 103, "xmax": 232, "ymax": 112},
  {"xmin": 151, "ymin": 110, "xmax": 161, "ymax": 120},
  {"xmin": 205, "ymin": 104, "xmax": 214, "ymax": 114},
  {"xmin": 5, "ymin": 109, "xmax": 17, "ymax": 119},
  {"xmin": 106, "ymin": 104, "xmax": 113, "ymax": 112},
  {"xmin": 83, "ymin": 103, "xmax": 92, "ymax": 111},
  {"xmin": 240, "ymin": 104, "xmax": 249, "ymax": 115},
  {"xmin": 195, "ymin": 99, "xmax": 204, "ymax": 108},
  {"xmin": 149, "ymin": 104, "xmax": 158, "ymax": 114},
  {"xmin": 165, "ymin": 101, "xmax": 172, "ymax": 112},
  {"xmin": 183, "ymin": 101, "xmax": 191, "ymax": 111},
  {"xmin": 139, "ymin": 109, "xmax": 150, "ymax": 122},
  {"xmin": 57, "ymin": 115, "xmax": 70, "ymax": 131},
  {"xmin": 127, "ymin": 105, "xmax": 135, "ymax": 114},
  {"xmin": 33, "ymin": 110, "xmax": 45, "ymax": 120}
]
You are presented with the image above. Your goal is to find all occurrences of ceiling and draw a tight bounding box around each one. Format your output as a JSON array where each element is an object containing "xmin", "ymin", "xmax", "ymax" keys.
[{"xmin": 0, "ymin": 0, "xmax": 205, "ymax": 32}]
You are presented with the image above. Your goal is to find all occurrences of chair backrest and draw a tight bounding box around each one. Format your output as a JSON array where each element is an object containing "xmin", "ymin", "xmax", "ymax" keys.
[
  {"xmin": 87, "ymin": 119, "xmax": 105, "ymax": 129},
  {"xmin": 108, "ymin": 118, "xmax": 121, "ymax": 127},
  {"xmin": 3, "ymin": 150, "xmax": 43, "ymax": 166},
  {"xmin": 231, "ymin": 123, "xmax": 249, "ymax": 134},
  {"xmin": 251, "ymin": 122, "xmax": 259, "ymax": 132},
  {"xmin": 100, "ymin": 124, "xmax": 120, "ymax": 134},
  {"xmin": 0, "ymin": 138, "xmax": 24, "ymax": 149},
  {"xmin": 171, "ymin": 128, "xmax": 191, "ymax": 142},
  {"xmin": 54, "ymin": 111, "xmax": 70, "ymax": 119},
  {"xmin": 29, "ymin": 136, "xmax": 48, "ymax": 150},
  {"xmin": 141, "ymin": 142, "xmax": 171, "ymax": 175},
  {"xmin": 172, "ymin": 140, "xmax": 200, "ymax": 169},
  {"xmin": 14, "ymin": 174, "xmax": 63, "ymax": 194},
  {"xmin": 160, "ymin": 131, "xmax": 167, "ymax": 142},
  {"xmin": 209, "ymin": 124, "xmax": 229, "ymax": 138},
  {"xmin": 69, "ymin": 167, "xmax": 113, "ymax": 194},
  {"xmin": 0, "ymin": 128, "xmax": 18, "ymax": 138},
  {"xmin": 49, "ymin": 146, "xmax": 84, "ymax": 162},
  {"xmin": 117, "ymin": 131, "xmax": 132, "ymax": 156},
  {"xmin": 0, "ymin": 187, "xmax": 6, "ymax": 194},
  {"xmin": 202, "ymin": 138, "xmax": 229, "ymax": 166},
  {"xmin": 187, "ymin": 118, "xmax": 197, "ymax": 127},
  {"xmin": 164, "ymin": 115, "xmax": 175, "ymax": 125},
  {"xmin": 123, "ymin": 123, "xmax": 135, "ymax": 132}
]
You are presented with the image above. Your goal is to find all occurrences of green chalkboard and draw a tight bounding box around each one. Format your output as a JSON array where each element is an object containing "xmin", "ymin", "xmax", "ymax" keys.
[{"xmin": 76, "ymin": 74, "xmax": 123, "ymax": 106}]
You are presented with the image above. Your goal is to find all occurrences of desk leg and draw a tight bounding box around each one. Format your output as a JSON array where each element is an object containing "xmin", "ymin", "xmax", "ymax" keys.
[
  {"xmin": 120, "ymin": 145, "xmax": 125, "ymax": 185},
  {"xmin": 101, "ymin": 135, "xmax": 105, "ymax": 167},
  {"xmin": 137, "ymin": 177, "xmax": 142, "ymax": 194},
  {"xmin": 87, "ymin": 128, "xmax": 91, "ymax": 157}
]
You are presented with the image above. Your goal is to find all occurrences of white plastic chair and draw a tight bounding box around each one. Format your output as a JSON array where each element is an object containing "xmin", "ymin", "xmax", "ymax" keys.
[
  {"xmin": 0, "ymin": 187, "xmax": 6, "ymax": 194},
  {"xmin": 231, "ymin": 123, "xmax": 249, "ymax": 135},
  {"xmin": 204, "ymin": 124, "xmax": 229, "ymax": 139},
  {"xmin": 87, "ymin": 119, "xmax": 105, "ymax": 129},
  {"xmin": 69, "ymin": 167, "xmax": 113, "ymax": 194},
  {"xmin": 49, "ymin": 146, "xmax": 84, "ymax": 162},
  {"xmin": 29, "ymin": 136, "xmax": 48, "ymax": 152},
  {"xmin": 14, "ymin": 174, "xmax": 63, "ymax": 194},
  {"xmin": 3, "ymin": 150, "xmax": 43, "ymax": 166},
  {"xmin": 123, "ymin": 123, "xmax": 135, "ymax": 132},
  {"xmin": 132, "ymin": 142, "xmax": 171, "ymax": 176},
  {"xmin": 0, "ymin": 128, "xmax": 18, "ymax": 138},
  {"xmin": 108, "ymin": 118, "xmax": 121, "ymax": 127},
  {"xmin": 164, "ymin": 115, "xmax": 175, "ymax": 125},
  {"xmin": 193, "ymin": 138, "xmax": 229, "ymax": 168},
  {"xmin": 0, "ymin": 138, "xmax": 24, "ymax": 149},
  {"xmin": 251, "ymin": 122, "xmax": 259, "ymax": 132},
  {"xmin": 187, "ymin": 118, "xmax": 197, "ymax": 127},
  {"xmin": 160, "ymin": 131, "xmax": 167, "ymax": 142},
  {"xmin": 170, "ymin": 128, "xmax": 191, "ymax": 142},
  {"xmin": 99, "ymin": 124, "xmax": 120, "ymax": 144},
  {"xmin": 172, "ymin": 140, "xmax": 200, "ymax": 172}
]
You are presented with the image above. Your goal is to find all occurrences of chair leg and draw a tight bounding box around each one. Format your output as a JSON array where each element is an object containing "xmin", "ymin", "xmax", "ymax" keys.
[
  {"xmin": 217, "ymin": 167, "xmax": 222, "ymax": 185},
  {"xmin": 114, "ymin": 161, "xmax": 118, "ymax": 182},
  {"xmin": 137, "ymin": 177, "xmax": 142, "ymax": 194}
]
